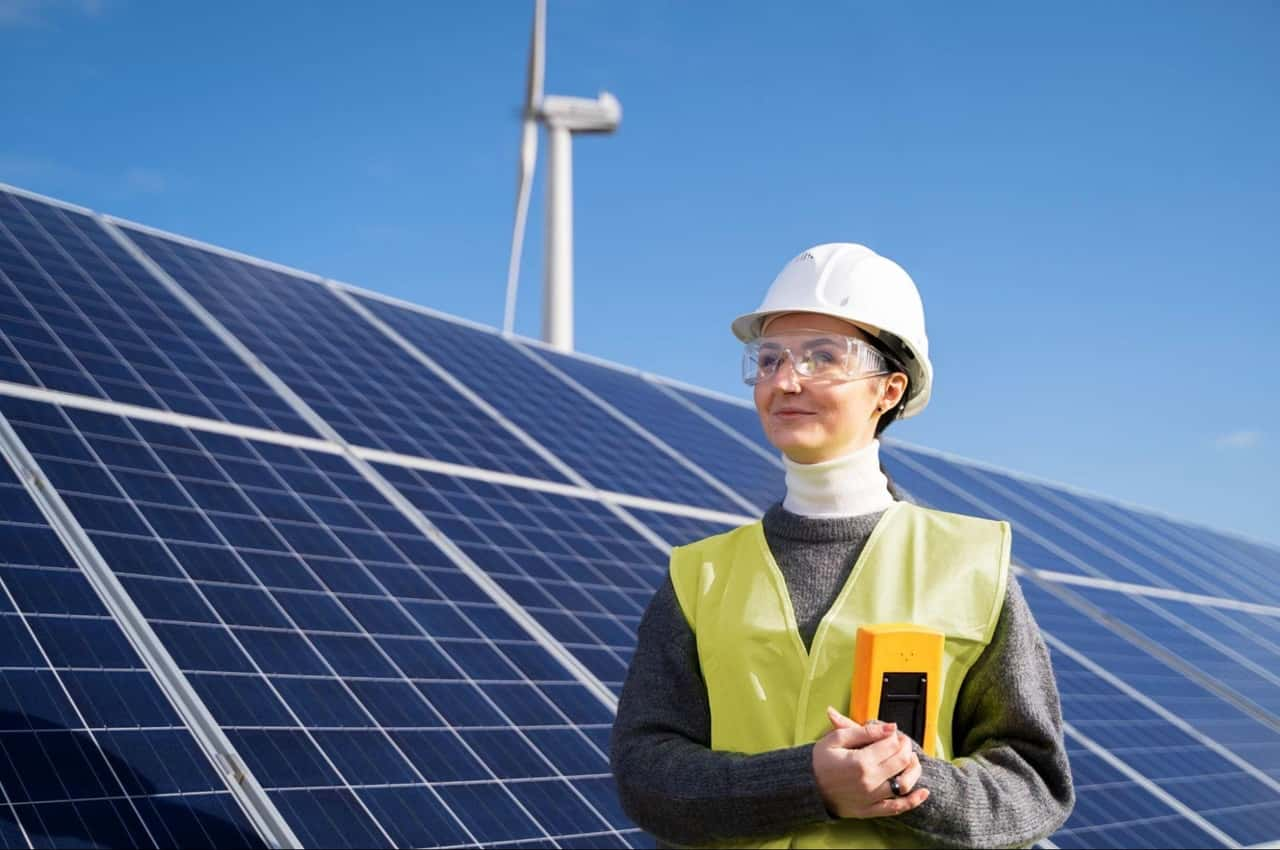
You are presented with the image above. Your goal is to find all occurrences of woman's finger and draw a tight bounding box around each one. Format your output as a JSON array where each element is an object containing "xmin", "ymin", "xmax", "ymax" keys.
[
  {"xmin": 863, "ymin": 787, "xmax": 929, "ymax": 818},
  {"xmin": 894, "ymin": 756, "xmax": 923, "ymax": 795},
  {"xmin": 833, "ymin": 722, "xmax": 892, "ymax": 750},
  {"xmin": 827, "ymin": 706, "xmax": 856, "ymax": 729},
  {"xmin": 876, "ymin": 736, "xmax": 916, "ymax": 777},
  {"xmin": 861, "ymin": 728, "xmax": 906, "ymax": 762}
]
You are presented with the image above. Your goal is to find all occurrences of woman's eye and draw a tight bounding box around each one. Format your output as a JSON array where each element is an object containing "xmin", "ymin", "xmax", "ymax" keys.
[
  {"xmin": 806, "ymin": 350, "xmax": 837, "ymax": 366},
  {"xmin": 758, "ymin": 352, "xmax": 780, "ymax": 370}
]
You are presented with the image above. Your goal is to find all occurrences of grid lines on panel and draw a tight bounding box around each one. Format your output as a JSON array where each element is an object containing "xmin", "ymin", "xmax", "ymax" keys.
[
  {"xmin": 0, "ymin": 425, "xmax": 265, "ymax": 850},
  {"xmin": 376, "ymin": 464, "xmax": 672, "ymax": 695},
  {"xmin": 1069, "ymin": 587, "xmax": 1280, "ymax": 725},
  {"xmin": 666, "ymin": 387, "xmax": 775, "ymax": 455},
  {"xmin": 885, "ymin": 442, "xmax": 1280, "ymax": 609},
  {"xmin": 357, "ymin": 295, "xmax": 744, "ymax": 514},
  {"xmin": 884, "ymin": 444, "xmax": 1170, "ymax": 586},
  {"xmin": 1069, "ymin": 488, "xmax": 1280, "ymax": 608},
  {"xmin": 955, "ymin": 459, "xmax": 1278, "ymax": 608},
  {"xmin": 0, "ymin": 394, "xmax": 641, "ymax": 849},
  {"xmin": 623, "ymin": 508, "xmax": 739, "ymax": 550},
  {"xmin": 1023, "ymin": 579, "xmax": 1280, "ymax": 847},
  {"xmin": 118, "ymin": 226, "xmax": 569, "ymax": 485},
  {"xmin": 537, "ymin": 350, "xmax": 784, "ymax": 511},
  {"xmin": 0, "ymin": 191, "xmax": 313, "ymax": 437}
]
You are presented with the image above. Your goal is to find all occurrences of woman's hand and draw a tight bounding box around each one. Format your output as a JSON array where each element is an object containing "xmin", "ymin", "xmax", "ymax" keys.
[{"xmin": 812, "ymin": 706, "xmax": 929, "ymax": 819}]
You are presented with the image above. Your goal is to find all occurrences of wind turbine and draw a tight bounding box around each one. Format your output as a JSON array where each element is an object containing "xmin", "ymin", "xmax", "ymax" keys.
[{"xmin": 502, "ymin": 0, "xmax": 622, "ymax": 351}]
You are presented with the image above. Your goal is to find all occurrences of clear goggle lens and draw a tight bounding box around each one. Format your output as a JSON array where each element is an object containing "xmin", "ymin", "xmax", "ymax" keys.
[{"xmin": 742, "ymin": 332, "xmax": 891, "ymax": 385}]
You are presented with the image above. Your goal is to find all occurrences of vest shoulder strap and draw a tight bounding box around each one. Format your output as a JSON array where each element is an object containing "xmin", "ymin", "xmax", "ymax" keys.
[{"xmin": 668, "ymin": 522, "xmax": 760, "ymax": 632}]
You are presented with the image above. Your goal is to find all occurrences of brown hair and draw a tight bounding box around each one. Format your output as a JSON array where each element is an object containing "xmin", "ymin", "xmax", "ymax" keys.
[{"xmin": 867, "ymin": 335, "xmax": 909, "ymax": 499}]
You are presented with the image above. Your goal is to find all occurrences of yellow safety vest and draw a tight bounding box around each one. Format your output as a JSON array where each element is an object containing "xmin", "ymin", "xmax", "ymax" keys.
[{"xmin": 669, "ymin": 501, "xmax": 1010, "ymax": 849}]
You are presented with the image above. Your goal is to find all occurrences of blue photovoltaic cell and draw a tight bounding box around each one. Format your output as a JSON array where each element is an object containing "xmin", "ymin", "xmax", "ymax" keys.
[
  {"xmin": 880, "ymin": 444, "xmax": 1087, "ymax": 576},
  {"xmin": 1068, "ymin": 588, "xmax": 1280, "ymax": 722},
  {"xmin": 0, "ymin": 395, "xmax": 640, "ymax": 849},
  {"xmin": 0, "ymin": 191, "xmax": 313, "ymax": 437},
  {"xmin": 117, "ymin": 226, "xmax": 569, "ymax": 485},
  {"xmin": 1204, "ymin": 608, "xmax": 1280, "ymax": 682},
  {"xmin": 0, "ymin": 430, "xmax": 264, "ymax": 848},
  {"xmin": 663, "ymin": 387, "xmax": 776, "ymax": 456},
  {"xmin": 536, "ymin": 349, "xmax": 784, "ymax": 512},
  {"xmin": 624, "ymin": 507, "xmax": 740, "ymax": 550},
  {"xmin": 886, "ymin": 445, "xmax": 1183, "ymax": 587},
  {"xmin": 355, "ymin": 295, "xmax": 743, "ymax": 514},
  {"xmin": 885, "ymin": 441, "xmax": 1280, "ymax": 609},
  {"xmin": 1049, "ymin": 747, "xmax": 1230, "ymax": 849},
  {"xmin": 375, "ymin": 465, "xmax": 671, "ymax": 693},
  {"xmin": 1150, "ymin": 601, "xmax": 1280, "ymax": 692},
  {"xmin": 1022, "ymin": 580, "xmax": 1280, "ymax": 847},
  {"xmin": 953, "ymin": 463, "xmax": 1279, "ymax": 607},
  {"xmin": 1080, "ymin": 492, "xmax": 1280, "ymax": 608}
]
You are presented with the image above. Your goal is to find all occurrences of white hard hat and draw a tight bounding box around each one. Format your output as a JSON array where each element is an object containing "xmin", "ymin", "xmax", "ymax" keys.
[{"xmin": 732, "ymin": 243, "xmax": 933, "ymax": 418}]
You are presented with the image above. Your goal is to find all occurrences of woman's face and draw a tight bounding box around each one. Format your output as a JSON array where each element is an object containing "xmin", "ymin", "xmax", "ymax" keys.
[{"xmin": 752, "ymin": 312, "xmax": 906, "ymax": 464}]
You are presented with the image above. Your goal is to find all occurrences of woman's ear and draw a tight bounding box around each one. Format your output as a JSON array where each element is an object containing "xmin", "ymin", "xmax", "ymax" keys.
[{"xmin": 880, "ymin": 373, "xmax": 908, "ymax": 411}]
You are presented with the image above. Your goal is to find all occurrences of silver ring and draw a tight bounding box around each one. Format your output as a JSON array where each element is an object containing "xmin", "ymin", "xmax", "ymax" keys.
[{"xmin": 888, "ymin": 774, "xmax": 904, "ymax": 797}]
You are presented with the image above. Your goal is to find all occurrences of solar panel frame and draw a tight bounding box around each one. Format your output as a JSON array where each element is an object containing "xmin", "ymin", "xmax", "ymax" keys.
[{"xmin": 0, "ymin": 402, "xmax": 280, "ymax": 849}]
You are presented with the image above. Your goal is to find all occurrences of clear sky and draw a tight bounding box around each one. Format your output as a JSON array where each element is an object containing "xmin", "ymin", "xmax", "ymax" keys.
[{"xmin": 3, "ymin": 1, "xmax": 1277, "ymax": 547}]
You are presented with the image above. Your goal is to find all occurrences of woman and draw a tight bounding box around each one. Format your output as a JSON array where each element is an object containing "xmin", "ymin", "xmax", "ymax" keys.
[{"xmin": 611, "ymin": 243, "xmax": 1074, "ymax": 848}]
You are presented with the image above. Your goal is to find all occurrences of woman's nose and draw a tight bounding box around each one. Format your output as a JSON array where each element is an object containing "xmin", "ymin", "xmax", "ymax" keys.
[{"xmin": 768, "ymin": 355, "xmax": 803, "ymax": 392}]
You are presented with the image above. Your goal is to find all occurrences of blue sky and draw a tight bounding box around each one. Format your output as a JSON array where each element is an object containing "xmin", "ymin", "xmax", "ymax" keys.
[{"xmin": 3, "ymin": 0, "xmax": 1278, "ymax": 546}]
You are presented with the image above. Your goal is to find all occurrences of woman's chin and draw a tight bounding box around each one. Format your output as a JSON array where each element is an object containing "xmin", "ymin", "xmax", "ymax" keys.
[{"xmin": 772, "ymin": 438, "xmax": 830, "ymax": 463}]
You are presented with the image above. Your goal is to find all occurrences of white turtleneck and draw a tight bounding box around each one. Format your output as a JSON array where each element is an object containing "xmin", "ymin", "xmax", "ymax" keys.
[{"xmin": 781, "ymin": 439, "xmax": 895, "ymax": 518}]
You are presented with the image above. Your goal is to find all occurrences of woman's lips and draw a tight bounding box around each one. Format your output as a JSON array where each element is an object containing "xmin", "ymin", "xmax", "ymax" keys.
[{"xmin": 772, "ymin": 409, "xmax": 814, "ymax": 419}]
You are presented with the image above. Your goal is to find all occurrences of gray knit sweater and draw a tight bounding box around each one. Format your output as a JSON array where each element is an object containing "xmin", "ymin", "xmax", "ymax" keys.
[{"xmin": 611, "ymin": 503, "xmax": 1075, "ymax": 848}]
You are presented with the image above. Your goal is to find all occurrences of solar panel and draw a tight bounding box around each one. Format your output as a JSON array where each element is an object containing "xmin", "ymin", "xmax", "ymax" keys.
[
  {"xmin": 661, "ymin": 384, "xmax": 778, "ymax": 456},
  {"xmin": 0, "ymin": 183, "xmax": 1274, "ymax": 848},
  {"xmin": 373, "ymin": 463, "xmax": 675, "ymax": 694},
  {"xmin": 534, "ymin": 347, "xmax": 784, "ymax": 512},
  {"xmin": 0, "ymin": 394, "xmax": 639, "ymax": 848},
  {"xmin": 353, "ymin": 292, "xmax": 747, "ymax": 514},
  {"xmin": 117, "ymin": 224, "xmax": 569, "ymax": 485},
  {"xmin": 620, "ymin": 507, "xmax": 739, "ymax": 550},
  {"xmin": 1022, "ymin": 579, "xmax": 1280, "ymax": 847},
  {"xmin": 949, "ymin": 459, "xmax": 1279, "ymax": 607},
  {"xmin": 0, "ymin": 412, "xmax": 266, "ymax": 849},
  {"xmin": 0, "ymin": 190, "xmax": 314, "ymax": 439},
  {"xmin": 1066, "ymin": 587, "xmax": 1280, "ymax": 722}
]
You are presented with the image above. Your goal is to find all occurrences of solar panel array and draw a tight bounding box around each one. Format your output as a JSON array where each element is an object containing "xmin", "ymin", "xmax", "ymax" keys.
[{"xmin": 0, "ymin": 181, "xmax": 1275, "ymax": 849}]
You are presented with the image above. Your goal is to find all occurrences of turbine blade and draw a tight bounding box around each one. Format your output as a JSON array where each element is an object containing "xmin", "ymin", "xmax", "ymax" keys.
[
  {"xmin": 526, "ymin": 0, "xmax": 545, "ymax": 112},
  {"xmin": 504, "ymin": 0, "xmax": 546, "ymax": 336},
  {"xmin": 503, "ymin": 118, "xmax": 537, "ymax": 336}
]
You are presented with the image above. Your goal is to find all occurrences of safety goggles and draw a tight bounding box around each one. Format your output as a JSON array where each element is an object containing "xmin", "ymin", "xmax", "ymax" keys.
[{"xmin": 742, "ymin": 331, "xmax": 894, "ymax": 385}]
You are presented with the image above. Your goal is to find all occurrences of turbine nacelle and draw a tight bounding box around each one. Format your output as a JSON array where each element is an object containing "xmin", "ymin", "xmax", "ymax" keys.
[{"xmin": 540, "ymin": 93, "xmax": 622, "ymax": 134}]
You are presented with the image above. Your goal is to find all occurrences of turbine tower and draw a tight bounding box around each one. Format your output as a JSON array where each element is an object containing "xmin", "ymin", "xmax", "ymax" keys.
[{"xmin": 502, "ymin": 0, "xmax": 622, "ymax": 352}]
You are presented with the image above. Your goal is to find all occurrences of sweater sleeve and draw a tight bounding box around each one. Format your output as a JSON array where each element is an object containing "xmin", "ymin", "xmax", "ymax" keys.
[
  {"xmin": 886, "ymin": 573, "xmax": 1076, "ymax": 848},
  {"xmin": 610, "ymin": 577, "xmax": 832, "ymax": 846}
]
